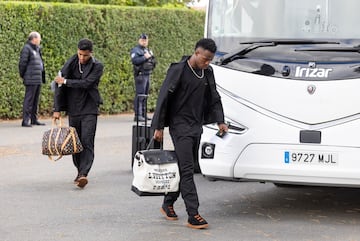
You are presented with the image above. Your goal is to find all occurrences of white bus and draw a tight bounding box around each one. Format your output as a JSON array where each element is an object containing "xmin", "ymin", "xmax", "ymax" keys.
[{"xmin": 199, "ymin": 0, "xmax": 360, "ymax": 187}]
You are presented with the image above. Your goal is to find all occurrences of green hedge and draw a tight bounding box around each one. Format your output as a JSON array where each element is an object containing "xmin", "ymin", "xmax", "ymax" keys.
[{"xmin": 0, "ymin": 1, "xmax": 205, "ymax": 119}]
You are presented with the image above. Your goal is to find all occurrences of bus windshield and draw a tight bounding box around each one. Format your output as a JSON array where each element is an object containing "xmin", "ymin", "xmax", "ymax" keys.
[
  {"xmin": 207, "ymin": 0, "xmax": 360, "ymax": 53},
  {"xmin": 200, "ymin": 0, "xmax": 360, "ymax": 188}
]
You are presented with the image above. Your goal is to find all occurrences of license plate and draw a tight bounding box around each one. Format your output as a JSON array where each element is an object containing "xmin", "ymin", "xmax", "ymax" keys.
[{"xmin": 284, "ymin": 151, "xmax": 338, "ymax": 165}]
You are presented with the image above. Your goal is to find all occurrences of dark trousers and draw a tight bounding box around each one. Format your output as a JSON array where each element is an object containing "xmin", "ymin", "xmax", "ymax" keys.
[
  {"xmin": 22, "ymin": 84, "xmax": 41, "ymax": 124},
  {"xmin": 69, "ymin": 114, "xmax": 98, "ymax": 177},
  {"xmin": 134, "ymin": 74, "xmax": 150, "ymax": 117},
  {"xmin": 163, "ymin": 134, "xmax": 201, "ymax": 216}
]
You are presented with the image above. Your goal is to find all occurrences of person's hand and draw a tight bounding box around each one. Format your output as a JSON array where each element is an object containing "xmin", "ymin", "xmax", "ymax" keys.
[
  {"xmin": 144, "ymin": 52, "xmax": 152, "ymax": 59},
  {"xmin": 54, "ymin": 76, "xmax": 65, "ymax": 84},
  {"xmin": 218, "ymin": 123, "xmax": 228, "ymax": 135},
  {"xmin": 153, "ymin": 129, "xmax": 164, "ymax": 142},
  {"xmin": 53, "ymin": 112, "xmax": 61, "ymax": 120}
]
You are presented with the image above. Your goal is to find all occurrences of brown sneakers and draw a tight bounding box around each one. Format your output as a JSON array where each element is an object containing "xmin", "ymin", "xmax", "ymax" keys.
[{"xmin": 75, "ymin": 176, "xmax": 88, "ymax": 188}]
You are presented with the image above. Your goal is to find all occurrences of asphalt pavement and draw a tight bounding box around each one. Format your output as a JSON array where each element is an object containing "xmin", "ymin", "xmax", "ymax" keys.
[
  {"xmin": 3, "ymin": 114, "xmax": 360, "ymax": 241},
  {"xmin": 0, "ymin": 114, "xmax": 227, "ymax": 241}
]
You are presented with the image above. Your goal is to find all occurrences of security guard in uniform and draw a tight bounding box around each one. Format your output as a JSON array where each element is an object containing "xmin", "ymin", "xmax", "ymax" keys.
[{"xmin": 130, "ymin": 33, "xmax": 156, "ymax": 122}]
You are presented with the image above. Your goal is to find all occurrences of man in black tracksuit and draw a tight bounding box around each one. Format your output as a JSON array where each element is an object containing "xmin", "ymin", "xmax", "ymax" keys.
[
  {"xmin": 151, "ymin": 38, "xmax": 228, "ymax": 229},
  {"xmin": 18, "ymin": 31, "xmax": 46, "ymax": 127},
  {"xmin": 53, "ymin": 38, "xmax": 104, "ymax": 189}
]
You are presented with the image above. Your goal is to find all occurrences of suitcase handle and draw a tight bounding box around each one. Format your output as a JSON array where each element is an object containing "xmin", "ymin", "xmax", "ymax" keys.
[{"xmin": 136, "ymin": 94, "xmax": 148, "ymax": 151}]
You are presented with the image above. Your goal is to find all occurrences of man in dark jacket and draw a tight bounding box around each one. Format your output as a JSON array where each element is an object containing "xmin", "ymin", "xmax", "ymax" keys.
[
  {"xmin": 53, "ymin": 38, "xmax": 104, "ymax": 189},
  {"xmin": 18, "ymin": 31, "xmax": 46, "ymax": 127},
  {"xmin": 152, "ymin": 38, "xmax": 228, "ymax": 229},
  {"xmin": 130, "ymin": 33, "xmax": 156, "ymax": 121}
]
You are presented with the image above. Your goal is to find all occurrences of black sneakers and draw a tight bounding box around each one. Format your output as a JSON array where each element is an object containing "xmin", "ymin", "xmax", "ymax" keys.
[
  {"xmin": 160, "ymin": 205, "xmax": 178, "ymax": 220},
  {"xmin": 187, "ymin": 214, "xmax": 209, "ymax": 229},
  {"xmin": 31, "ymin": 120, "xmax": 45, "ymax": 125},
  {"xmin": 133, "ymin": 116, "xmax": 151, "ymax": 122},
  {"xmin": 134, "ymin": 116, "xmax": 146, "ymax": 122}
]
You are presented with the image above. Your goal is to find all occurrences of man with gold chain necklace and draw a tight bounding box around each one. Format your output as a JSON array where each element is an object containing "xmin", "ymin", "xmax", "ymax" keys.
[{"xmin": 151, "ymin": 38, "xmax": 228, "ymax": 229}]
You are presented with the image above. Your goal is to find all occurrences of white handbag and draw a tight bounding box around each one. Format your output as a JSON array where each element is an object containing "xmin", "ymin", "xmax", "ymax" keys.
[{"xmin": 131, "ymin": 146, "xmax": 180, "ymax": 196}]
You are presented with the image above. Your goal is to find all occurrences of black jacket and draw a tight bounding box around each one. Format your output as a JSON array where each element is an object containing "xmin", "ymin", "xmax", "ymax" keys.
[
  {"xmin": 130, "ymin": 44, "xmax": 156, "ymax": 75},
  {"xmin": 151, "ymin": 56, "xmax": 225, "ymax": 130},
  {"xmin": 54, "ymin": 54, "xmax": 104, "ymax": 116},
  {"xmin": 18, "ymin": 41, "xmax": 45, "ymax": 85}
]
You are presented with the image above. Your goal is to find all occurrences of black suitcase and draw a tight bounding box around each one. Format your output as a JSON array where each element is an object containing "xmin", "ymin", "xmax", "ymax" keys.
[{"xmin": 131, "ymin": 94, "xmax": 161, "ymax": 167}]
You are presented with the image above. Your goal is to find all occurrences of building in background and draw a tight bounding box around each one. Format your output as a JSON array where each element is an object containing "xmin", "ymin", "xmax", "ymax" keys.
[{"xmin": 187, "ymin": 0, "xmax": 208, "ymax": 10}]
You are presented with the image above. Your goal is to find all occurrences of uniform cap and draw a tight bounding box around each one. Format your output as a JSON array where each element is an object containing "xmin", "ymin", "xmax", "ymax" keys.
[{"xmin": 139, "ymin": 33, "xmax": 148, "ymax": 39}]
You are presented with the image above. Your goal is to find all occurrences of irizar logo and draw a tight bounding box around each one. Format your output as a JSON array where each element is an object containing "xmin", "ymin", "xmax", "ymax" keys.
[{"xmin": 295, "ymin": 66, "xmax": 333, "ymax": 78}]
